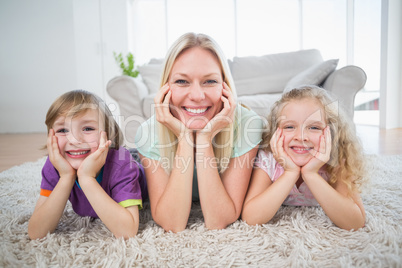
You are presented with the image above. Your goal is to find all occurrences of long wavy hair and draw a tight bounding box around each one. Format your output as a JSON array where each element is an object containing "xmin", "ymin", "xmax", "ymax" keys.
[
  {"xmin": 45, "ymin": 89, "xmax": 122, "ymax": 149},
  {"xmin": 157, "ymin": 32, "xmax": 238, "ymax": 174},
  {"xmin": 263, "ymin": 86, "xmax": 366, "ymax": 195}
]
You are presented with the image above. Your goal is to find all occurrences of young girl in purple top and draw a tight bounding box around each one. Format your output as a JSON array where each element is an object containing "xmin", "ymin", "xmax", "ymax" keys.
[
  {"xmin": 28, "ymin": 90, "xmax": 147, "ymax": 239},
  {"xmin": 242, "ymin": 86, "xmax": 367, "ymax": 230}
]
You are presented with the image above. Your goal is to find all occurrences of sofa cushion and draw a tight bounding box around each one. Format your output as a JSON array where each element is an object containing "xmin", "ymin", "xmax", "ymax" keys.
[
  {"xmin": 238, "ymin": 93, "xmax": 282, "ymax": 119},
  {"xmin": 138, "ymin": 63, "xmax": 163, "ymax": 94},
  {"xmin": 284, "ymin": 59, "xmax": 339, "ymax": 92},
  {"xmin": 142, "ymin": 93, "xmax": 157, "ymax": 119},
  {"xmin": 228, "ymin": 49, "xmax": 323, "ymax": 96}
]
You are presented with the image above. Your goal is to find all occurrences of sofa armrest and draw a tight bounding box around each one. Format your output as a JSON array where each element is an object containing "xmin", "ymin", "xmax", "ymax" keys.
[
  {"xmin": 107, "ymin": 76, "xmax": 150, "ymax": 146},
  {"xmin": 323, "ymin": 65, "xmax": 367, "ymax": 119},
  {"xmin": 107, "ymin": 75, "xmax": 148, "ymax": 119}
]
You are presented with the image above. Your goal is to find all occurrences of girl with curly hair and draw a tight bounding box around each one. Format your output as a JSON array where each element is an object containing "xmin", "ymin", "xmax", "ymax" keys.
[{"xmin": 242, "ymin": 85, "xmax": 367, "ymax": 230}]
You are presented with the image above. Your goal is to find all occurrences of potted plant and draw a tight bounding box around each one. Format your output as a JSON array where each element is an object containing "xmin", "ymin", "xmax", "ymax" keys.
[{"xmin": 113, "ymin": 52, "xmax": 139, "ymax": 78}]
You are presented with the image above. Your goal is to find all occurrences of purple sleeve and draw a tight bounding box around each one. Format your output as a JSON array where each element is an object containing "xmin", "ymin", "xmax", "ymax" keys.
[
  {"xmin": 40, "ymin": 157, "xmax": 60, "ymax": 191},
  {"xmin": 104, "ymin": 148, "xmax": 147, "ymax": 204}
]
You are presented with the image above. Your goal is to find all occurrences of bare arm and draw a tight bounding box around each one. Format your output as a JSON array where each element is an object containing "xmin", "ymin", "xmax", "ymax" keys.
[
  {"xmin": 79, "ymin": 177, "xmax": 140, "ymax": 238},
  {"xmin": 193, "ymin": 82, "xmax": 251, "ymax": 229},
  {"xmin": 77, "ymin": 132, "xmax": 140, "ymax": 238},
  {"xmin": 140, "ymin": 133, "xmax": 194, "ymax": 232},
  {"xmin": 302, "ymin": 173, "xmax": 365, "ymax": 230},
  {"xmin": 301, "ymin": 127, "xmax": 365, "ymax": 230},
  {"xmin": 241, "ymin": 168, "xmax": 299, "ymax": 225},
  {"xmin": 196, "ymin": 143, "xmax": 258, "ymax": 229},
  {"xmin": 28, "ymin": 130, "xmax": 76, "ymax": 239},
  {"xmin": 141, "ymin": 83, "xmax": 198, "ymax": 232},
  {"xmin": 28, "ymin": 178, "xmax": 75, "ymax": 239},
  {"xmin": 242, "ymin": 128, "xmax": 301, "ymax": 225}
]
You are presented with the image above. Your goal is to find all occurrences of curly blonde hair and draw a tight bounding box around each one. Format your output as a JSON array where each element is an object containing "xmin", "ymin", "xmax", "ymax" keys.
[{"xmin": 262, "ymin": 86, "xmax": 366, "ymax": 195}]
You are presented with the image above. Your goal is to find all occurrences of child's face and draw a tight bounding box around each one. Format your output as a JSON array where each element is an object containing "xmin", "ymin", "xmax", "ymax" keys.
[
  {"xmin": 52, "ymin": 109, "xmax": 104, "ymax": 170},
  {"xmin": 278, "ymin": 99, "xmax": 327, "ymax": 167},
  {"xmin": 168, "ymin": 47, "xmax": 224, "ymax": 130}
]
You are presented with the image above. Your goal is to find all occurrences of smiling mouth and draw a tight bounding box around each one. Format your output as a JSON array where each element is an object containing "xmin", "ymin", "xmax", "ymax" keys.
[
  {"xmin": 67, "ymin": 150, "xmax": 90, "ymax": 156},
  {"xmin": 290, "ymin": 146, "xmax": 312, "ymax": 154},
  {"xmin": 183, "ymin": 107, "xmax": 209, "ymax": 114}
]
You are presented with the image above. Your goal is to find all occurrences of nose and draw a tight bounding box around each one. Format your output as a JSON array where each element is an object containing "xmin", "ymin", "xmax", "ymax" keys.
[
  {"xmin": 188, "ymin": 84, "xmax": 205, "ymax": 102},
  {"xmin": 294, "ymin": 128, "xmax": 308, "ymax": 141},
  {"xmin": 67, "ymin": 130, "xmax": 83, "ymax": 146}
]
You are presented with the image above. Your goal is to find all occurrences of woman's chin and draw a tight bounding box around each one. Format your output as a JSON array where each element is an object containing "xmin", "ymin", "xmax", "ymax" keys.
[
  {"xmin": 185, "ymin": 122, "xmax": 207, "ymax": 130},
  {"xmin": 184, "ymin": 117, "xmax": 209, "ymax": 130}
]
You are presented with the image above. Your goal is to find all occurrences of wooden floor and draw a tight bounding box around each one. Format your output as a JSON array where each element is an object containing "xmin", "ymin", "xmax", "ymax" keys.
[
  {"xmin": 0, "ymin": 132, "xmax": 48, "ymax": 172},
  {"xmin": 0, "ymin": 125, "xmax": 401, "ymax": 172}
]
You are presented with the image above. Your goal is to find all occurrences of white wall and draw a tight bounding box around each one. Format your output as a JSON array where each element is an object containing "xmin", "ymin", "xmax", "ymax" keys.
[
  {"xmin": 0, "ymin": 1, "xmax": 76, "ymax": 133},
  {"xmin": 380, "ymin": 0, "xmax": 402, "ymax": 129},
  {"xmin": 0, "ymin": 0, "xmax": 128, "ymax": 133}
]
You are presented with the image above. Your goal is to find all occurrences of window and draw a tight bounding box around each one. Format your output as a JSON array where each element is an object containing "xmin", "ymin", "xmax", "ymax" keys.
[
  {"xmin": 353, "ymin": 0, "xmax": 381, "ymax": 125},
  {"xmin": 130, "ymin": 0, "xmax": 381, "ymax": 125}
]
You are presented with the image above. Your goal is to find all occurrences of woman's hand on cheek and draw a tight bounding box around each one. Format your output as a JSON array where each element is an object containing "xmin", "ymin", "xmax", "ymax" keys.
[
  {"xmin": 301, "ymin": 126, "xmax": 331, "ymax": 175},
  {"xmin": 47, "ymin": 129, "xmax": 76, "ymax": 178},
  {"xmin": 198, "ymin": 82, "xmax": 235, "ymax": 141},
  {"xmin": 155, "ymin": 83, "xmax": 189, "ymax": 139},
  {"xmin": 270, "ymin": 128, "xmax": 300, "ymax": 174},
  {"xmin": 77, "ymin": 131, "xmax": 111, "ymax": 181}
]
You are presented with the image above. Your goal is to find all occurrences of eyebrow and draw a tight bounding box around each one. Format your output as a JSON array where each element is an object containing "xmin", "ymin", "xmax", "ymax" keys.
[
  {"xmin": 279, "ymin": 119, "xmax": 325, "ymax": 125},
  {"xmin": 52, "ymin": 118, "xmax": 66, "ymax": 127},
  {"xmin": 79, "ymin": 119, "xmax": 98, "ymax": 124},
  {"xmin": 172, "ymin": 72, "xmax": 221, "ymax": 78},
  {"xmin": 52, "ymin": 118, "xmax": 99, "ymax": 127},
  {"xmin": 279, "ymin": 119, "xmax": 293, "ymax": 124}
]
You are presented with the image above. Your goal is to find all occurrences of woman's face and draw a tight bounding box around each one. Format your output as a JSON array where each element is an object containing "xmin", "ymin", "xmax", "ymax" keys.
[
  {"xmin": 278, "ymin": 98, "xmax": 327, "ymax": 167},
  {"xmin": 168, "ymin": 47, "xmax": 224, "ymax": 130}
]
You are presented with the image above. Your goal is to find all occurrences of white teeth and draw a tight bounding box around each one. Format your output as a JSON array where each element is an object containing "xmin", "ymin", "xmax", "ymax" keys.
[
  {"xmin": 69, "ymin": 151, "xmax": 89, "ymax": 155},
  {"xmin": 184, "ymin": 107, "xmax": 208, "ymax": 114},
  {"xmin": 292, "ymin": 147, "xmax": 309, "ymax": 151}
]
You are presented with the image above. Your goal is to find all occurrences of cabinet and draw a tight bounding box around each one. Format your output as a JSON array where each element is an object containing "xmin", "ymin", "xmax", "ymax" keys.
[{"xmin": 72, "ymin": 0, "xmax": 129, "ymax": 105}]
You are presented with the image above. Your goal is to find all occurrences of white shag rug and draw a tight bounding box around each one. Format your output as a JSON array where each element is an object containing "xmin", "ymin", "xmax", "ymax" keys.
[{"xmin": 0, "ymin": 155, "xmax": 401, "ymax": 267}]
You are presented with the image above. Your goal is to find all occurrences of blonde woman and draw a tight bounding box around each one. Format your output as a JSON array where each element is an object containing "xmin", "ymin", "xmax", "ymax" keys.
[
  {"xmin": 242, "ymin": 86, "xmax": 367, "ymax": 230},
  {"xmin": 135, "ymin": 33, "xmax": 263, "ymax": 232}
]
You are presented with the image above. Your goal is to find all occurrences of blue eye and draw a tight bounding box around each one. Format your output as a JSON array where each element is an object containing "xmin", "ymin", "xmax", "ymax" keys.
[
  {"xmin": 175, "ymin": 79, "xmax": 188, "ymax": 85},
  {"xmin": 83, "ymin": 127, "xmax": 95, "ymax": 132},
  {"xmin": 309, "ymin": 126, "xmax": 322, "ymax": 131},
  {"xmin": 205, "ymin": 79, "xmax": 218, "ymax": 84},
  {"xmin": 283, "ymin": 125, "xmax": 294, "ymax": 129}
]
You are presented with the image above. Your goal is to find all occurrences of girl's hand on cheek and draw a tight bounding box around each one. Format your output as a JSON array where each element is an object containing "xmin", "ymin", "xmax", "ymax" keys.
[
  {"xmin": 47, "ymin": 129, "xmax": 76, "ymax": 178},
  {"xmin": 198, "ymin": 82, "xmax": 235, "ymax": 141},
  {"xmin": 77, "ymin": 131, "xmax": 111, "ymax": 181},
  {"xmin": 270, "ymin": 128, "xmax": 300, "ymax": 174},
  {"xmin": 155, "ymin": 83, "xmax": 189, "ymax": 139},
  {"xmin": 301, "ymin": 126, "xmax": 331, "ymax": 175}
]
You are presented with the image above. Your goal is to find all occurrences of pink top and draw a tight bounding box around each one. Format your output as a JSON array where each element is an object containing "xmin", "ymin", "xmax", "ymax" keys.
[{"xmin": 254, "ymin": 150, "xmax": 330, "ymax": 206}]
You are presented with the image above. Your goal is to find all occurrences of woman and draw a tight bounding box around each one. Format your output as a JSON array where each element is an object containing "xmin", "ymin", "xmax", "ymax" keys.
[{"xmin": 135, "ymin": 33, "xmax": 263, "ymax": 232}]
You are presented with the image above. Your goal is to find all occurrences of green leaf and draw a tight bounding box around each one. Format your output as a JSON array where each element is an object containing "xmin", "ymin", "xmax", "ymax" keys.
[{"xmin": 113, "ymin": 51, "xmax": 139, "ymax": 78}]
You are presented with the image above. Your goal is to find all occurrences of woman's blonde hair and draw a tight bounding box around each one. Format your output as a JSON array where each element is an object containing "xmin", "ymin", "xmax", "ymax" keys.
[
  {"xmin": 263, "ymin": 85, "xmax": 366, "ymax": 195},
  {"xmin": 45, "ymin": 89, "xmax": 122, "ymax": 148},
  {"xmin": 158, "ymin": 32, "xmax": 238, "ymax": 174}
]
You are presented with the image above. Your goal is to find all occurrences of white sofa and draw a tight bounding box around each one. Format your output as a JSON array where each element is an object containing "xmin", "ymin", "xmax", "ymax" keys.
[{"xmin": 107, "ymin": 49, "xmax": 366, "ymax": 144}]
